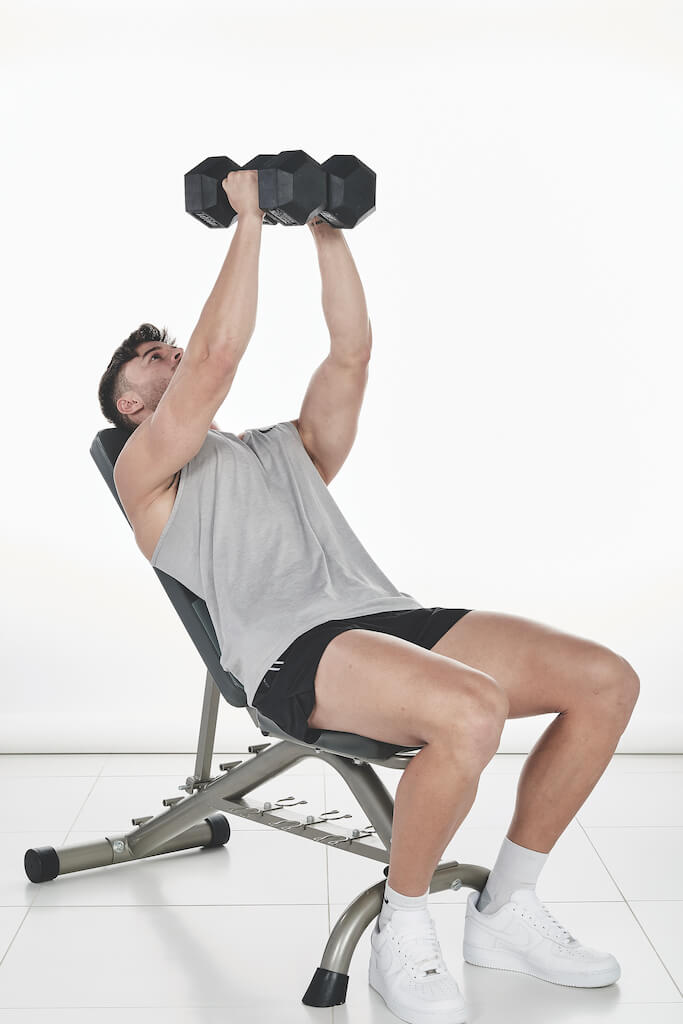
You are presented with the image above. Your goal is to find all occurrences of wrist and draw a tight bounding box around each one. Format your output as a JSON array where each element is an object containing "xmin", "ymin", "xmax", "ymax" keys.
[
  {"xmin": 237, "ymin": 210, "xmax": 266, "ymax": 227},
  {"xmin": 309, "ymin": 217, "xmax": 342, "ymax": 243}
]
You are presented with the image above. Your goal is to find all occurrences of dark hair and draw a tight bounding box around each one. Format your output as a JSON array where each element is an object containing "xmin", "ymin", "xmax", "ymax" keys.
[{"xmin": 98, "ymin": 323, "xmax": 176, "ymax": 436}]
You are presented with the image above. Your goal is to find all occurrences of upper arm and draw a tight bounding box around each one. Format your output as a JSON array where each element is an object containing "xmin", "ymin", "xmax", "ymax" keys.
[
  {"xmin": 295, "ymin": 350, "xmax": 371, "ymax": 485},
  {"xmin": 114, "ymin": 344, "xmax": 238, "ymax": 511}
]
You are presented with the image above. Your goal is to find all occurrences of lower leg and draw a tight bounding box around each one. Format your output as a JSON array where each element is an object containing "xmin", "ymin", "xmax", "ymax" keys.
[
  {"xmin": 506, "ymin": 707, "xmax": 631, "ymax": 854},
  {"xmin": 387, "ymin": 737, "xmax": 483, "ymax": 895}
]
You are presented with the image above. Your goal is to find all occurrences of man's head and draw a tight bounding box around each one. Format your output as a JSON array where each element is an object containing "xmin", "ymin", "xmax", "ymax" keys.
[{"xmin": 98, "ymin": 323, "xmax": 184, "ymax": 436}]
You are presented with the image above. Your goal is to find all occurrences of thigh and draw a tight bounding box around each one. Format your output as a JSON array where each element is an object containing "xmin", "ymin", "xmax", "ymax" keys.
[
  {"xmin": 254, "ymin": 608, "xmax": 473, "ymax": 747},
  {"xmin": 308, "ymin": 625, "xmax": 506, "ymax": 749},
  {"xmin": 429, "ymin": 608, "xmax": 626, "ymax": 719}
]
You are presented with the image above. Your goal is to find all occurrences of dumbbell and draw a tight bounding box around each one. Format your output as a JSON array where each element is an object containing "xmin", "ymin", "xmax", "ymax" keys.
[
  {"xmin": 185, "ymin": 150, "xmax": 326, "ymax": 228},
  {"xmin": 318, "ymin": 154, "xmax": 376, "ymax": 229},
  {"xmin": 184, "ymin": 150, "xmax": 375, "ymax": 229}
]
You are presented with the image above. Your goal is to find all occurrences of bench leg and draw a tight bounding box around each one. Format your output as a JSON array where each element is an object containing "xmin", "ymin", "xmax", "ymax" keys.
[{"xmin": 302, "ymin": 859, "xmax": 488, "ymax": 1007}]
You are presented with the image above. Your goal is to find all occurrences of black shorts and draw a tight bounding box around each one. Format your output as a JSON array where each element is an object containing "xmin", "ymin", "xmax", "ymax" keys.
[{"xmin": 251, "ymin": 607, "xmax": 473, "ymax": 746}]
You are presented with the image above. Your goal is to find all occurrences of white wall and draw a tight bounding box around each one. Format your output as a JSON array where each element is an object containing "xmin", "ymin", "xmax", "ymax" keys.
[{"xmin": 1, "ymin": 0, "xmax": 681, "ymax": 752}]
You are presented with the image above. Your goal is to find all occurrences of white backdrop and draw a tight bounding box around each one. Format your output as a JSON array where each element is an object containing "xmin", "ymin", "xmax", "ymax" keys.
[{"xmin": 1, "ymin": 0, "xmax": 681, "ymax": 752}]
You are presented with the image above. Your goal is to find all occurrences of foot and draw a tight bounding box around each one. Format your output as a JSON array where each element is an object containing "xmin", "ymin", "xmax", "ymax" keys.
[
  {"xmin": 369, "ymin": 907, "xmax": 467, "ymax": 1024},
  {"xmin": 462, "ymin": 888, "xmax": 621, "ymax": 988}
]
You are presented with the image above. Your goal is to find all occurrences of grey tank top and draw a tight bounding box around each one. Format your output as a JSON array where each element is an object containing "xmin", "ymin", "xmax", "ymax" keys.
[{"xmin": 151, "ymin": 419, "xmax": 423, "ymax": 705}]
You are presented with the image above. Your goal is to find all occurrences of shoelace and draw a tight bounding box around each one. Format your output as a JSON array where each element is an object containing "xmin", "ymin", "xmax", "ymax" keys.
[
  {"xmin": 395, "ymin": 918, "xmax": 446, "ymax": 977},
  {"xmin": 521, "ymin": 898, "xmax": 577, "ymax": 945}
]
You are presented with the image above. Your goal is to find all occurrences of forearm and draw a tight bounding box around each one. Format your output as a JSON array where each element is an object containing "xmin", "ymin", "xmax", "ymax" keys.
[
  {"xmin": 311, "ymin": 221, "xmax": 372, "ymax": 362},
  {"xmin": 196, "ymin": 212, "xmax": 264, "ymax": 364}
]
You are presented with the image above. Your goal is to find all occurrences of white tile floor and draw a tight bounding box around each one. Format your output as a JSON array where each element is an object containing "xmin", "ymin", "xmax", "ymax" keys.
[{"xmin": 0, "ymin": 752, "xmax": 681, "ymax": 1023}]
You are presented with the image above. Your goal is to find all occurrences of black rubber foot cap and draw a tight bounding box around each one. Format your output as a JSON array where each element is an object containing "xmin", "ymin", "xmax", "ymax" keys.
[
  {"xmin": 302, "ymin": 967, "xmax": 349, "ymax": 1007},
  {"xmin": 24, "ymin": 846, "xmax": 60, "ymax": 883},
  {"xmin": 204, "ymin": 813, "xmax": 231, "ymax": 847}
]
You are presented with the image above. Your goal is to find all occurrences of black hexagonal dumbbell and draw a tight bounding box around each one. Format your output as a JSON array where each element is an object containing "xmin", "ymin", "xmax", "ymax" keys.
[
  {"xmin": 317, "ymin": 155, "xmax": 376, "ymax": 229},
  {"xmin": 185, "ymin": 150, "xmax": 376, "ymax": 230},
  {"xmin": 184, "ymin": 150, "xmax": 327, "ymax": 228},
  {"xmin": 184, "ymin": 154, "xmax": 239, "ymax": 228},
  {"xmin": 254, "ymin": 150, "xmax": 327, "ymax": 226}
]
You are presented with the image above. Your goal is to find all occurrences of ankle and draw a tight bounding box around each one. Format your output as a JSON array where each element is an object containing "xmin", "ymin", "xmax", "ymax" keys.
[
  {"xmin": 379, "ymin": 880, "xmax": 429, "ymax": 929},
  {"xmin": 387, "ymin": 878, "xmax": 430, "ymax": 899},
  {"xmin": 475, "ymin": 836, "xmax": 549, "ymax": 915}
]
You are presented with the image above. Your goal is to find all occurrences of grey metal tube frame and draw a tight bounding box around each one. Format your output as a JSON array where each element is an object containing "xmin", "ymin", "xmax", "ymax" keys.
[{"xmin": 24, "ymin": 667, "xmax": 490, "ymax": 1008}]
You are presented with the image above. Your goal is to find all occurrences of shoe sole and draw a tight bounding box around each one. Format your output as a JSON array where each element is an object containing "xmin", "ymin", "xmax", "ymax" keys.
[
  {"xmin": 462, "ymin": 940, "xmax": 621, "ymax": 988},
  {"xmin": 369, "ymin": 953, "xmax": 467, "ymax": 1024}
]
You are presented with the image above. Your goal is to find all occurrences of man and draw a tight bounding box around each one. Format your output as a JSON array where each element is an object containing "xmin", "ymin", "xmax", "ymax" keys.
[{"xmin": 99, "ymin": 170, "xmax": 640, "ymax": 1024}]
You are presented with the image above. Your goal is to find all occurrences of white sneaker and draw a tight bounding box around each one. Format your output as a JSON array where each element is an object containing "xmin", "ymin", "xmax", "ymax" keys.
[
  {"xmin": 463, "ymin": 887, "xmax": 621, "ymax": 988},
  {"xmin": 369, "ymin": 907, "xmax": 467, "ymax": 1024}
]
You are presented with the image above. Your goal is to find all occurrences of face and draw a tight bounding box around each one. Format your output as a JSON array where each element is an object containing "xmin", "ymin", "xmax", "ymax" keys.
[
  {"xmin": 116, "ymin": 341, "xmax": 220, "ymax": 432},
  {"xmin": 115, "ymin": 341, "xmax": 183, "ymax": 427}
]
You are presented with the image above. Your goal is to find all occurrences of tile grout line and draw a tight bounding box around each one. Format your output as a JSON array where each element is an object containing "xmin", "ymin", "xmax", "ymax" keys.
[
  {"xmin": 62, "ymin": 756, "xmax": 108, "ymax": 846},
  {"xmin": 576, "ymin": 816, "xmax": 683, "ymax": 998},
  {"xmin": 21, "ymin": 758, "xmax": 109, "ymax": 942},
  {"xmin": 0, "ymin": 763, "xmax": 106, "ymax": 974},
  {"xmin": 0, "ymin": 906, "xmax": 31, "ymax": 975}
]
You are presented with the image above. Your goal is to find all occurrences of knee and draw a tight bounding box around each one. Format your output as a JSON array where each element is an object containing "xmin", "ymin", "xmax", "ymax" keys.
[
  {"xmin": 437, "ymin": 674, "xmax": 509, "ymax": 764},
  {"xmin": 612, "ymin": 656, "xmax": 641, "ymax": 720},
  {"xmin": 585, "ymin": 650, "xmax": 641, "ymax": 722},
  {"xmin": 470, "ymin": 676, "xmax": 510, "ymax": 750}
]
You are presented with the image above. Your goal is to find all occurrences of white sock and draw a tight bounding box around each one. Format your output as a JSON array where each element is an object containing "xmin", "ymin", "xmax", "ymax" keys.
[
  {"xmin": 476, "ymin": 836, "xmax": 549, "ymax": 915},
  {"xmin": 378, "ymin": 880, "xmax": 429, "ymax": 930}
]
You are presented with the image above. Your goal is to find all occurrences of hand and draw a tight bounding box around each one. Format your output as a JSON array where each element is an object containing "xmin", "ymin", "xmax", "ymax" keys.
[{"xmin": 222, "ymin": 169, "xmax": 267, "ymax": 219}]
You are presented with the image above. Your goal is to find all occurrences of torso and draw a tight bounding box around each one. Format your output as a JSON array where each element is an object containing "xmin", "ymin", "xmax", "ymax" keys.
[
  {"xmin": 133, "ymin": 472, "xmax": 181, "ymax": 563},
  {"xmin": 128, "ymin": 424, "xmax": 226, "ymax": 561},
  {"xmin": 127, "ymin": 422, "xmax": 311, "ymax": 563}
]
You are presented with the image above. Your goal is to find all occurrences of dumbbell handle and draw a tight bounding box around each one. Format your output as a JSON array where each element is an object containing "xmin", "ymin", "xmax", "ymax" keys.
[{"xmin": 238, "ymin": 155, "xmax": 281, "ymax": 226}]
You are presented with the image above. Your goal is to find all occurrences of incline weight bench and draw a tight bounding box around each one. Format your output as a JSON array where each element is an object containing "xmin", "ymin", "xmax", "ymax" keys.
[{"xmin": 23, "ymin": 426, "xmax": 490, "ymax": 1008}]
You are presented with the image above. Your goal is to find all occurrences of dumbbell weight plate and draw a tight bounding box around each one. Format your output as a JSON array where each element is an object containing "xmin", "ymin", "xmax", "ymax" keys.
[
  {"xmin": 319, "ymin": 155, "xmax": 376, "ymax": 229},
  {"xmin": 258, "ymin": 150, "xmax": 327, "ymax": 226},
  {"xmin": 184, "ymin": 156, "xmax": 241, "ymax": 228}
]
